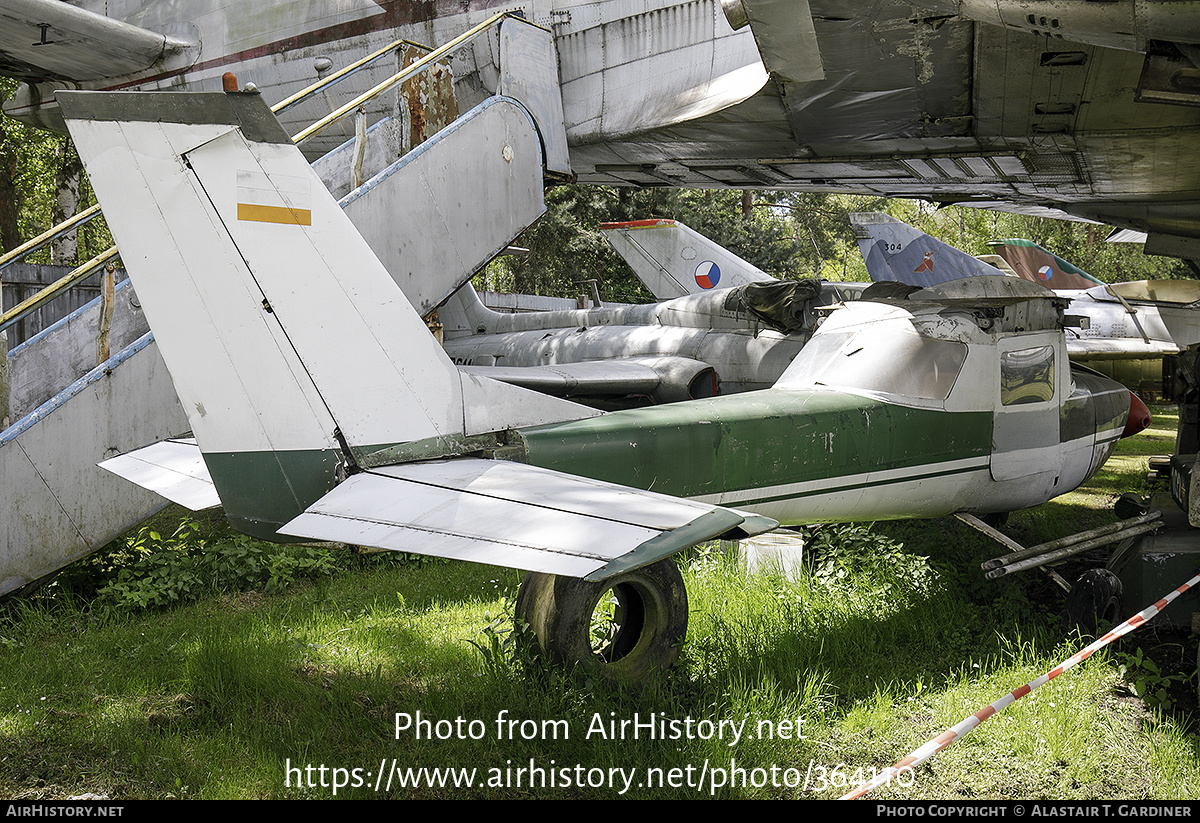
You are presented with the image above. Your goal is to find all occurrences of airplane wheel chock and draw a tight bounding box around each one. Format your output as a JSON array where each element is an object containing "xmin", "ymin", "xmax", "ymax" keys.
[
  {"xmin": 515, "ymin": 559, "xmax": 688, "ymax": 685},
  {"xmin": 1061, "ymin": 568, "xmax": 1123, "ymax": 637}
]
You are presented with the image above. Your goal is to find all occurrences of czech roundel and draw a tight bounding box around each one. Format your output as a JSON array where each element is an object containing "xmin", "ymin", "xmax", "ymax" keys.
[
  {"xmin": 1037, "ymin": 265, "xmax": 1053, "ymax": 281},
  {"xmin": 694, "ymin": 261, "xmax": 720, "ymax": 289}
]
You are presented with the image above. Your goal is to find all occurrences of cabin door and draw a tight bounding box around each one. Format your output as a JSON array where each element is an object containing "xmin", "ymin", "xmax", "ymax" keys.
[{"xmin": 990, "ymin": 334, "xmax": 1064, "ymax": 490}]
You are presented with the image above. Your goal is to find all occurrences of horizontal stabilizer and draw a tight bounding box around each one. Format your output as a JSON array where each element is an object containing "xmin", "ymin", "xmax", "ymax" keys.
[
  {"xmin": 98, "ymin": 438, "xmax": 219, "ymax": 511},
  {"xmin": 279, "ymin": 459, "xmax": 777, "ymax": 581}
]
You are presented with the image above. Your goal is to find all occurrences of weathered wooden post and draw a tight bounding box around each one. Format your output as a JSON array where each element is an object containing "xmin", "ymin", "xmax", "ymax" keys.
[
  {"xmin": 0, "ymin": 277, "xmax": 8, "ymax": 430},
  {"xmin": 96, "ymin": 261, "xmax": 115, "ymax": 364}
]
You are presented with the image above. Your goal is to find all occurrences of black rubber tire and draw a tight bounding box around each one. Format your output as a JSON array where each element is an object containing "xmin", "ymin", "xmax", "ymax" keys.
[
  {"xmin": 1114, "ymin": 493, "xmax": 1148, "ymax": 520},
  {"xmin": 515, "ymin": 559, "xmax": 688, "ymax": 686},
  {"xmin": 1062, "ymin": 569, "xmax": 1124, "ymax": 637},
  {"xmin": 980, "ymin": 511, "xmax": 1010, "ymax": 528}
]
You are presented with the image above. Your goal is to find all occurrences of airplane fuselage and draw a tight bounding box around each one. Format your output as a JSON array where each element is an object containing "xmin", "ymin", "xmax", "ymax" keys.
[{"xmin": 514, "ymin": 296, "xmax": 1131, "ymax": 523}]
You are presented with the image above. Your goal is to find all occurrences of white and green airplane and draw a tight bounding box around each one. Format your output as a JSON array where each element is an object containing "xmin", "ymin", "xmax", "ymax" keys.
[{"xmin": 62, "ymin": 89, "xmax": 1145, "ymax": 683}]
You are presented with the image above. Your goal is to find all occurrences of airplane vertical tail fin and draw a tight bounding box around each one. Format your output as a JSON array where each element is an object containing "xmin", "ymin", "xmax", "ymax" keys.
[
  {"xmin": 60, "ymin": 90, "xmax": 590, "ymax": 536},
  {"xmin": 600, "ymin": 219, "xmax": 776, "ymax": 299},
  {"xmin": 849, "ymin": 212, "xmax": 1013, "ymax": 288},
  {"xmin": 987, "ymin": 239, "xmax": 1105, "ymax": 290}
]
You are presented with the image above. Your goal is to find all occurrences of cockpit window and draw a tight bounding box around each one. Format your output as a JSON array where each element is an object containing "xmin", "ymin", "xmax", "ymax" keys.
[
  {"xmin": 1000, "ymin": 345, "xmax": 1055, "ymax": 405},
  {"xmin": 778, "ymin": 325, "xmax": 967, "ymax": 400}
]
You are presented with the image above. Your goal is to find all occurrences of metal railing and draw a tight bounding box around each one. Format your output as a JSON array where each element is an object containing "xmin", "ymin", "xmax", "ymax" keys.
[
  {"xmin": 0, "ymin": 12, "xmax": 524, "ymax": 338},
  {"xmin": 290, "ymin": 11, "xmax": 515, "ymax": 144}
]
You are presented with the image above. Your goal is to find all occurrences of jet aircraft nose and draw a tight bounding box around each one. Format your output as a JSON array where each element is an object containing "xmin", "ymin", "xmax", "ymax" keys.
[{"xmin": 1121, "ymin": 391, "xmax": 1152, "ymax": 438}]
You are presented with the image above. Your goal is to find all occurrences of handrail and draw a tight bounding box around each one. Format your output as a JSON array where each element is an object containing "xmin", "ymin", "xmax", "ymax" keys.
[
  {"xmin": 0, "ymin": 204, "xmax": 102, "ymax": 273},
  {"xmin": 0, "ymin": 247, "xmax": 119, "ymax": 335},
  {"xmin": 2, "ymin": 14, "xmax": 516, "ymax": 336},
  {"xmin": 292, "ymin": 10, "xmax": 513, "ymax": 144},
  {"xmin": 0, "ymin": 37, "xmax": 431, "ymax": 291},
  {"xmin": 271, "ymin": 38, "xmax": 431, "ymax": 115}
]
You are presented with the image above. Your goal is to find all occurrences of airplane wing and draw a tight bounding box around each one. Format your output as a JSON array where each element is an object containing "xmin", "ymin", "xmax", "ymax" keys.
[
  {"xmin": 0, "ymin": 0, "xmax": 193, "ymax": 82},
  {"xmin": 459, "ymin": 356, "xmax": 717, "ymax": 404},
  {"xmin": 1066, "ymin": 338, "xmax": 1181, "ymax": 361},
  {"xmin": 279, "ymin": 459, "xmax": 775, "ymax": 581},
  {"xmin": 570, "ymin": 0, "xmax": 1200, "ymax": 259}
]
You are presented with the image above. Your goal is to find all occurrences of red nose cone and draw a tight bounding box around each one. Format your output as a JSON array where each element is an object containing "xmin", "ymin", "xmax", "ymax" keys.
[{"xmin": 1121, "ymin": 391, "xmax": 1151, "ymax": 438}]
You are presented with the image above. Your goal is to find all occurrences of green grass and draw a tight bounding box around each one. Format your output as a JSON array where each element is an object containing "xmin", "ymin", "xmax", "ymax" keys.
[{"xmin": 1, "ymin": 406, "xmax": 1198, "ymax": 799}]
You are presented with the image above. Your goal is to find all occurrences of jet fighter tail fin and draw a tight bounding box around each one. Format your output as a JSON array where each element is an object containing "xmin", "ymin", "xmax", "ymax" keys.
[
  {"xmin": 987, "ymin": 239, "xmax": 1105, "ymax": 290},
  {"xmin": 850, "ymin": 212, "xmax": 1015, "ymax": 288},
  {"xmin": 600, "ymin": 219, "xmax": 776, "ymax": 299}
]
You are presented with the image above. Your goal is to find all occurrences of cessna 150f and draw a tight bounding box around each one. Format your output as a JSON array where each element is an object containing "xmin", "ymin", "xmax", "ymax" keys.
[
  {"xmin": 852, "ymin": 212, "xmax": 1200, "ymax": 364},
  {"xmin": 6, "ymin": 0, "xmax": 1200, "ymax": 258},
  {"xmin": 63, "ymin": 89, "xmax": 1145, "ymax": 682}
]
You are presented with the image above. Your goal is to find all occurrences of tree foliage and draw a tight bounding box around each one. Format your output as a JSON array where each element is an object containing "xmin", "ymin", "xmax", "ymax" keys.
[
  {"xmin": 482, "ymin": 184, "xmax": 1192, "ymax": 302},
  {"xmin": 0, "ymin": 78, "xmax": 107, "ymax": 261},
  {"xmin": 479, "ymin": 186, "xmax": 822, "ymax": 303}
]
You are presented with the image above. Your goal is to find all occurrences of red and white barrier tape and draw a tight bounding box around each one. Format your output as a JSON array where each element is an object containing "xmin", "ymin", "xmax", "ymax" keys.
[{"xmin": 841, "ymin": 570, "xmax": 1200, "ymax": 800}]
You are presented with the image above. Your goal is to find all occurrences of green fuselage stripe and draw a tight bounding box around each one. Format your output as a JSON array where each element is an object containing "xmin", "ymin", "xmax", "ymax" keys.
[
  {"xmin": 199, "ymin": 389, "xmax": 993, "ymax": 538},
  {"xmin": 202, "ymin": 448, "xmax": 342, "ymax": 539},
  {"xmin": 730, "ymin": 462, "xmax": 987, "ymax": 508},
  {"xmin": 518, "ymin": 389, "xmax": 993, "ymax": 501}
]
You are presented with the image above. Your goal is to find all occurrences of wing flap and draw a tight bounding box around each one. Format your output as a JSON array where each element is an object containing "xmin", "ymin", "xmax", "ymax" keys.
[{"xmin": 278, "ymin": 459, "xmax": 773, "ymax": 580}]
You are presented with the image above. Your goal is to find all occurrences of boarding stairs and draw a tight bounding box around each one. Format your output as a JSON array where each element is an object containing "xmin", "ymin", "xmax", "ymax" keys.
[{"xmin": 0, "ymin": 13, "xmax": 568, "ymax": 595}]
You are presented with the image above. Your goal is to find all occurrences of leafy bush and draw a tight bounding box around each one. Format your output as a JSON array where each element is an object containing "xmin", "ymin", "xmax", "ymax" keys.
[
  {"xmin": 805, "ymin": 523, "xmax": 933, "ymax": 593},
  {"xmin": 94, "ymin": 518, "xmax": 344, "ymax": 611}
]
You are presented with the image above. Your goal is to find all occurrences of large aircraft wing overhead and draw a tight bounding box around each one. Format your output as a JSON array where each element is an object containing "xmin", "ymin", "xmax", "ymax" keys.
[
  {"xmin": 569, "ymin": 1, "xmax": 1200, "ymax": 258},
  {"xmin": 0, "ymin": 0, "xmax": 193, "ymax": 82},
  {"xmin": 1066, "ymin": 339, "xmax": 1182, "ymax": 361},
  {"xmin": 279, "ymin": 459, "xmax": 777, "ymax": 581}
]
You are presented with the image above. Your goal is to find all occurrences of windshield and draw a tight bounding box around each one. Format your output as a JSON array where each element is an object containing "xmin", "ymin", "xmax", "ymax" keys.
[{"xmin": 778, "ymin": 325, "xmax": 968, "ymax": 401}]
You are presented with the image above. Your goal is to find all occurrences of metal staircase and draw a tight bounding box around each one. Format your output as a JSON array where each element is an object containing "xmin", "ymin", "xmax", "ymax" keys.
[{"xmin": 0, "ymin": 12, "xmax": 568, "ymax": 595}]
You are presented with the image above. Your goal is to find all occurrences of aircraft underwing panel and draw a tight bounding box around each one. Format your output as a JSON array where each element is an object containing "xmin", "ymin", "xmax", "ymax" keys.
[
  {"xmin": 569, "ymin": 0, "xmax": 1200, "ymax": 246},
  {"xmin": 0, "ymin": 0, "xmax": 190, "ymax": 82}
]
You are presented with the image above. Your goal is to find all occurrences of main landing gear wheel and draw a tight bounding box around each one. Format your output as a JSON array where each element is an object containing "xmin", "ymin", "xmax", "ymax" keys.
[
  {"xmin": 1061, "ymin": 569, "xmax": 1123, "ymax": 637},
  {"xmin": 515, "ymin": 559, "xmax": 688, "ymax": 686}
]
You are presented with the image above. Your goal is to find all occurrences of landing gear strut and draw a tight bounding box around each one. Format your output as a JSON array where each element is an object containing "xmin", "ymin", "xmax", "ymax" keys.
[{"xmin": 515, "ymin": 559, "xmax": 688, "ymax": 685}]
